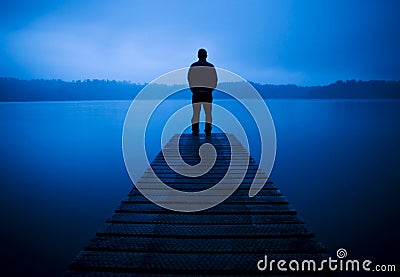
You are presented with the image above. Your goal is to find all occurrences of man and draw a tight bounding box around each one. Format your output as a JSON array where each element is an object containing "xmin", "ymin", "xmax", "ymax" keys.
[{"xmin": 187, "ymin": 48, "xmax": 218, "ymax": 136}]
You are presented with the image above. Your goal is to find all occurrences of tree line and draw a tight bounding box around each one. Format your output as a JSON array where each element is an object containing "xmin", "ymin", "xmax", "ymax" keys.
[{"xmin": 0, "ymin": 78, "xmax": 399, "ymax": 101}]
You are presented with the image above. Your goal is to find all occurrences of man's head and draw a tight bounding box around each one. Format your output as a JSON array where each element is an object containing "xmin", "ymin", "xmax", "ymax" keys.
[{"xmin": 198, "ymin": 48, "xmax": 207, "ymax": 60}]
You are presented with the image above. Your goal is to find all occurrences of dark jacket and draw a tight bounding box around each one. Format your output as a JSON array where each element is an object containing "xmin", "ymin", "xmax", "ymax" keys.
[{"xmin": 188, "ymin": 59, "xmax": 218, "ymax": 95}]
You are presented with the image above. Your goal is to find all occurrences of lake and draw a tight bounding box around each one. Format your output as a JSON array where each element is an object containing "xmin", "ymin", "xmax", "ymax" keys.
[{"xmin": 0, "ymin": 99, "xmax": 399, "ymax": 276}]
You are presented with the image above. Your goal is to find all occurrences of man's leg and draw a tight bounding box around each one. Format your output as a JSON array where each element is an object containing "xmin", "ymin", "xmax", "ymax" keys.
[
  {"xmin": 203, "ymin": 102, "xmax": 212, "ymax": 135},
  {"xmin": 191, "ymin": 102, "xmax": 201, "ymax": 135}
]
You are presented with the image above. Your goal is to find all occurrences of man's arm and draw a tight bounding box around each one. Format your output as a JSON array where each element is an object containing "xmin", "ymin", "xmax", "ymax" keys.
[
  {"xmin": 211, "ymin": 66, "xmax": 218, "ymax": 90},
  {"xmin": 187, "ymin": 65, "xmax": 197, "ymax": 93}
]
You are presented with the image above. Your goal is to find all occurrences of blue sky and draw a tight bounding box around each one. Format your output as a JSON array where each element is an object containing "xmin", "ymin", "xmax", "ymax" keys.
[{"xmin": 1, "ymin": 0, "xmax": 399, "ymax": 85}]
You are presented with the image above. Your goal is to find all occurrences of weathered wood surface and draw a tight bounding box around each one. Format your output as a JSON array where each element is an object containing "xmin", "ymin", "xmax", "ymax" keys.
[{"xmin": 67, "ymin": 133, "xmax": 327, "ymax": 276}]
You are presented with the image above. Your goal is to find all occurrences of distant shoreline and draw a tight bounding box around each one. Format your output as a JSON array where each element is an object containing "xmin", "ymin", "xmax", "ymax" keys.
[
  {"xmin": 2, "ymin": 99, "xmax": 400, "ymax": 104},
  {"xmin": 1, "ymin": 77, "xmax": 399, "ymax": 101}
]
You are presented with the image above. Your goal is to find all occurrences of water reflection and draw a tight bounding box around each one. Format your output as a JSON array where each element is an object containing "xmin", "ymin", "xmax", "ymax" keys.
[{"xmin": 0, "ymin": 99, "xmax": 399, "ymax": 275}]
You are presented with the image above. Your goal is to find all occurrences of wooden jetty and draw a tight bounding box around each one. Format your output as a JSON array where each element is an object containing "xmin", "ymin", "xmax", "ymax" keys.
[{"xmin": 67, "ymin": 133, "xmax": 327, "ymax": 276}]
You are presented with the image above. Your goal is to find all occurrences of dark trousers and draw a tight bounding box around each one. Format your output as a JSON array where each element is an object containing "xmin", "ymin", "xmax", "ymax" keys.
[{"xmin": 191, "ymin": 93, "xmax": 212, "ymax": 134}]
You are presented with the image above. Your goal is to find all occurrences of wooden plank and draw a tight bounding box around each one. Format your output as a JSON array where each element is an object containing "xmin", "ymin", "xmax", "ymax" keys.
[
  {"xmin": 146, "ymin": 169, "xmax": 260, "ymax": 174},
  {"xmin": 107, "ymin": 213, "xmax": 303, "ymax": 225},
  {"xmin": 140, "ymin": 175, "xmax": 270, "ymax": 181},
  {"xmin": 117, "ymin": 203, "xmax": 296, "ymax": 215},
  {"xmin": 131, "ymin": 185, "xmax": 278, "ymax": 192},
  {"xmin": 68, "ymin": 133, "xmax": 327, "ymax": 275},
  {"xmin": 127, "ymin": 188, "xmax": 281, "ymax": 197},
  {"xmin": 95, "ymin": 223, "xmax": 315, "ymax": 238},
  {"xmin": 135, "ymin": 179, "xmax": 274, "ymax": 186},
  {"xmin": 85, "ymin": 237, "xmax": 325, "ymax": 253},
  {"xmin": 68, "ymin": 251, "xmax": 329, "ymax": 274},
  {"xmin": 123, "ymin": 195, "xmax": 289, "ymax": 204}
]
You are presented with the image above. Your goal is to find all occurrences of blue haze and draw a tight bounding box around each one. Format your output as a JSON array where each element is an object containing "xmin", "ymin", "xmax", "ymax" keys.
[
  {"xmin": 1, "ymin": 0, "xmax": 400, "ymax": 276},
  {"xmin": 1, "ymin": 0, "xmax": 399, "ymax": 85},
  {"xmin": 0, "ymin": 99, "xmax": 399, "ymax": 275}
]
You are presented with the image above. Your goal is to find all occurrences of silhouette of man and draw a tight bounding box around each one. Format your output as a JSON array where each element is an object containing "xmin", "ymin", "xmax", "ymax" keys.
[{"xmin": 187, "ymin": 48, "xmax": 218, "ymax": 136}]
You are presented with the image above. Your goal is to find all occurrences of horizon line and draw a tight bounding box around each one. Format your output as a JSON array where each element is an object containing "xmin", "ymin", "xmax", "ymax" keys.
[{"xmin": 1, "ymin": 76, "xmax": 400, "ymax": 88}]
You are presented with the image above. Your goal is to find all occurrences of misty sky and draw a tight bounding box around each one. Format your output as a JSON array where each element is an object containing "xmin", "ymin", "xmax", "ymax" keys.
[{"xmin": 1, "ymin": 0, "xmax": 399, "ymax": 85}]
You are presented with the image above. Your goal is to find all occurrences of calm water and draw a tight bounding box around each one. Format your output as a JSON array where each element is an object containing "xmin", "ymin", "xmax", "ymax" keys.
[{"xmin": 0, "ymin": 99, "xmax": 399, "ymax": 276}]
